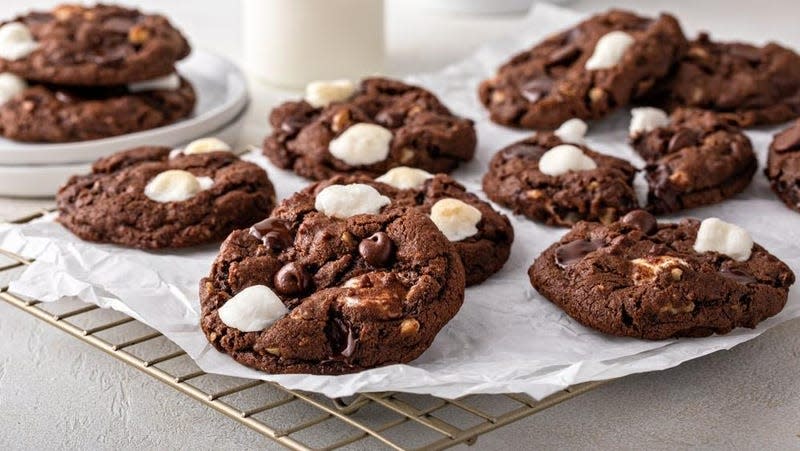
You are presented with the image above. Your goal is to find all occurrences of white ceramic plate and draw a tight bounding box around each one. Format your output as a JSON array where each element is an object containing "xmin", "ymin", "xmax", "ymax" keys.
[
  {"xmin": 0, "ymin": 50, "xmax": 248, "ymax": 166},
  {"xmin": 0, "ymin": 104, "xmax": 248, "ymax": 198}
]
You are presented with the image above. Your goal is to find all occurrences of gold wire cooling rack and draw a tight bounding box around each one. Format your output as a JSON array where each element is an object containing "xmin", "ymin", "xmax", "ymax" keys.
[{"xmin": 0, "ymin": 210, "xmax": 607, "ymax": 450}]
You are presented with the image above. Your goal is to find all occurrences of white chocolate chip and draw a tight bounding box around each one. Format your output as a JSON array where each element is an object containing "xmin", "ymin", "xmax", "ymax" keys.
[
  {"xmin": 429, "ymin": 198, "xmax": 481, "ymax": 242},
  {"xmin": 0, "ymin": 22, "xmax": 39, "ymax": 60},
  {"xmin": 0, "ymin": 72, "xmax": 27, "ymax": 105},
  {"xmin": 127, "ymin": 73, "xmax": 181, "ymax": 93},
  {"xmin": 144, "ymin": 170, "xmax": 213, "ymax": 203},
  {"xmin": 375, "ymin": 166, "xmax": 433, "ymax": 190},
  {"xmin": 629, "ymin": 107, "xmax": 670, "ymax": 136},
  {"xmin": 554, "ymin": 118, "xmax": 588, "ymax": 144},
  {"xmin": 218, "ymin": 285, "xmax": 288, "ymax": 332},
  {"xmin": 538, "ymin": 144, "xmax": 597, "ymax": 176},
  {"xmin": 305, "ymin": 79, "xmax": 356, "ymax": 108},
  {"xmin": 585, "ymin": 31, "xmax": 635, "ymax": 70},
  {"xmin": 329, "ymin": 123, "xmax": 393, "ymax": 166},
  {"xmin": 315, "ymin": 183, "xmax": 391, "ymax": 218},
  {"xmin": 693, "ymin": 218, "xmax": 753, "ymax": 261},
  {"xmin": 183, "ymin": 137, "xmax": 232, "ymax": 155}
]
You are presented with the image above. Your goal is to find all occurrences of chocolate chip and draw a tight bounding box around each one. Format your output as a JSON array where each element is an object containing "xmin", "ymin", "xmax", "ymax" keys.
[
  {"xmin": 547, "ymin": 43, "xmax": 581, "ymax": 67},
  {"xmin": 358, "ymin": 232, "xmax": 394, "ymax": 267},
  {"xmin": 620, "ymin": 210, "xmax": 658, "ymax": 235},
  {"xmin": 667, "ymin": 130, "xmax": 699, "ymax": 153},
  {"xmin": 520, "ymin": 77, "xmax": 554, "ymax": 103},
  {"xmin": 773, "ymin": 122, "xmax": 800, "ymax": 152},
  {"xmin": 327, "ymin": 317, "xmax": 357, "ymax": 358},
  {"xmin": 375, "ymin": 109, "xmax": 405, "ymax": 128},
  {"xmin": 720, "ymin": 267, "xmax": 757, "ymax": 285},
  {"xmin": 274, "ymin": 262, "xmax": 313, "ymax": 296},
  {"xmin": 728, "ymin": 45, "xmax": 762, "ymax": 64},
  {"xmin": 249, "ymin": 218, "xmax": 292, "ymax": 251},
  {"xmin": 280, "ymin": 116, "xmax": 310, "ymax": 135},
  {"xmin": 503, "ymin": 143, "xmax": 547, "ymax": 160},
  {"xmin": 555, "ymin": 239, "xmax": 602, "ymax": 268}
]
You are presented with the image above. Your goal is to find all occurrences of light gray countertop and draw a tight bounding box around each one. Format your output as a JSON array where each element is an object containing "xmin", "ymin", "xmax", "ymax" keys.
[{"xmin": 2, "ymin": 1, "xmax": 799, "ymax": 449}]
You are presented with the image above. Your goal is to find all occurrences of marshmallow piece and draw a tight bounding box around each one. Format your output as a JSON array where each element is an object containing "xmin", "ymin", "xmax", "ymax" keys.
[
  {"xmin": 128, "ymin": 73, "xmax": 181, "ymax": 93},
  {"xmin": 315, "ymin": 183, "xmax": 391, "ymax": 218},
  {"xmin": 629, "ymin": 107, "xmax": 670, "ymax": 136},
  {"xmin": 183, "ymin": 137, "xmax": 232, "ymax": 155},
  {"xmin": 585, "ymin": 31, "xmax": 635, "ymax": 70},
  {"xmin": 144, "ymin": 170, "xmax": 213, "ymax": 203},
  {"xmin": 538, "ymin": 144, "xmax": 597, "ymax": 176},
  {"xmin": 305, "ymin": 79, "xmax": 356, "ymax": 108},
  {"xmin": 693, "ymin": 218, "xmax": 753, "ymax": 261},
  {"xmin": 375, "ymin": 166, "xmax": 433, "ymax": 190},
  {"xmin": 329, "ymin": 123, "xmax": 393, "ymax": 166},
  {"xmin": 218, "ymin": 285, "xmax": 288, "ymax": 332},
  {"xmin": 0, "ymin": 22, "xmax": 39, "ymax": 60},
  {"xmin": 430, "ymin": 198, "xmax": 481, "ymax": 242},
  {"xmin": 554, "ymin": 118, "xmax": 588, "ymax": 144},
  {"xmin": 0, "ymin": 72, "xmax": 27, "ymax": 105}
]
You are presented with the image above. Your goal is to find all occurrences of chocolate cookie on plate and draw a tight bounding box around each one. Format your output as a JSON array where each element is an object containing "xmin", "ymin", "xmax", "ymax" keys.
[
  {"xmin": 530, "ymin": 210, "xmax": 794, "ymax": 339},
  {"xmin": 766, "ymin": 118, "xmax": 800, "ymax": 212},
  {"xmin": 643, "ymin": 33, "xmax": 800, "ymax": 127},
  {"xmin": 57, "ymin": 138, "xmax": 275, "ymax": 249},
  {"xmin": 200, "ymin": 182, "xmax": 465, "ymax": 374},
  {"xmin": 0, "ymin": 72, "xmax": 195, "ymax": 142},
  {"xmin": 0, "ymin": 4, "xmax": 190, "ymax": 86},
  {"xmin": 482, "ymin": 119, "xmax": 639, "ymax": 227},
  {"xmin": 302, "ymin": 169, "xmax": 514, "ymax": 286},
  {"xmin": 263, "ymin": 77, "xmax": 476, "ymax": 180},
  {"xmin": 478, "ymin": 9, "xmax": 687, "ymax": 129},
  {"xmin": 629, "ymin": 107, "xmax": 757, "ymax": 214}
]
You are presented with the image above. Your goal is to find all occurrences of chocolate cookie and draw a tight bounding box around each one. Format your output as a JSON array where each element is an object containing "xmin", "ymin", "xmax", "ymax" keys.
[
  {"xmin": 263, "ymin": 77, "xmax": 476, "ymax": 180},
  {"xmin": 630, "ymin": 108, "xmax": 757, "ymax": 214},
  {"xmin": 530, "ymin": 210, "xmax": 795, "ymax": 339},
  {"xmin": 478, "ymin": 9, "xmax": 687, "ymax": 129},
  {"xmin": 200, "ymin": 183, "xmax": 466, "ymax": 374},
  {"xmin": 766, "ymin": 118, "xmax": 800, "ymax": 212},
  {"xmin": 0, "ymin": 4, "xmax": 190, "ymax": 86},
  {"xmin": 482, "ymin": 131, "xmax": 639, "ymax": 227},
  {"xmin": 0, "ymin": 75, "xmax": 195, "ymax": 142},
  {"xmin": 300, "ymin": 170, "xmax": 514, "ymax": 286},
  {"xmin": 644, "ymin": 33, "xmax": 800, "ymax": 126},
  {"xmin": 57, "ymin": 144, "xmax": 275, "ymax": 249}
]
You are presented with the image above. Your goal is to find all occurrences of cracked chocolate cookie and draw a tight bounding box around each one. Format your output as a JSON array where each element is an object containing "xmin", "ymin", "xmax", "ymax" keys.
[
  {"xmin": 644, "ymin": 33, "xmax": 800, "ymax": 127},
  {"xmin": 630, "ymin": 108, "xmax": 757, "ymax": 214},
  {"xmin": 0, "ymin": 74, "xmax": 195, "ymax": 142},
  {"xmin": 299, "ymin": 170, "xmax": 514, "ymax": 286},
  {"xmin": 263, "ymin": 77, "xmax": 477, "ymax": 180},
  {"xmin": 529, "ymin": 210, "xmax": 795, "ymax": 339},
  {"xmin": 200, "ymin": 182, "xmax": 466, "ymax": 374},
  {"xmin": 766, "ymin": 118, "xmax": 800, "ymax": 212},
  {"xmin": 0, "ymin": 4, "xmax": 190, "ymax": 86},
  {"xmin": 482, "ymin": 128, "xmax": 639, "ymax": 227},
  {"xmin": 57, "ymin": 141, "xmax": 275, "ymax": 249},
  {"xmin": 478, "ymin": 9, "xmax": 687, "ymax": 129}
]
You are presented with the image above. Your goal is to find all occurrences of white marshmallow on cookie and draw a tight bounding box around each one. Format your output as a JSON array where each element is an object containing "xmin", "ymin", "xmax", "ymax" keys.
[
  {"xmin": 218, "ymin": 285, "xmax": 288, "ymax": 332},
  {"xmin": 305, "ymin": 79, "xmax": 356, "ymax": 108},
  {"xmin": 128, "ymin": 73, "xmax": 181, "ymax": 93},
  {"xmin": 375, "ymin": 167, "xmax": 433, "ymax": 190},
  {"xmin": 329, "ymin": 123, "xmax": 393, "ymax": 166},
  {"xmin": 554, "ymin": 118, "xmax": 589, "ymax": 144},
  {"xmin": 693, "ymin": 218, "xmax": 754, "ymax": 262},
  {"xmin": 538, "ymin": 144, "xmax": 597, "ymax": 176},
  {"xmin": 315, "ymin": 183, "xmax": 391, "ymax": 218},
  {"xmin": 183, "ymin": 137, "xmax": 232, "ymax": 155},
  {"xmin": 0, "ymin": 22, "xmax": 39, "ymax": 60},
  {"xmin": 585, "ymin": 31, "xmax": 635, "ymax": 70},
  {"xmin": 0, "ymin": 72, "xmax": 27, "ymax": 105},
  {"xmin": 629, "ymin": 107, "xmax": 670, "ymax": 136},
  {"xmin": 144, "ymin": 169, "xmax": 213, "ymax": 203},
  {"xmin": 430, "ymin": 198, "xmax": 481, "ymax": 242}
]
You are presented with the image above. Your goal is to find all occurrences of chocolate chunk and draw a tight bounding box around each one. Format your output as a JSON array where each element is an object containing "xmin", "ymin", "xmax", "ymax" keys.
[
  {"xmin": 555, "ymin": 239, "xmax": 602, "ymax": 268},
  {"xmin": 327, "ymin": 317, "xmax": 358, "ymax": 358},
  {"xmin": 546, "ymin": 44, "xmax": 581, "ymax": 67},
  {"xmin": 620, "ymin": 210, "xmax": 657, "ymax": 234},
  {"xmin": 250, "ymin": 218, "xmax": 292, "ymax": 251},
  {"xmin": 772, "ymin": 121, "xmax": 800, "ymax": 152},
  {"xmin": 720, "ymin": 267, "xmax": 757, "ymax": 285},
  {"xmin": 520, "ymin": 77, "xmax": 554, "ymax": 103},
  {"xmin": 358, "ymin": 232, "xmax": 394, "ymax": 267},
  {"xmin": 667, "ymin": 129, "xmax": 698, "ymax": 153},
  {"xmin": 274, "ymin": 262, "xmax": 314, "ymax": 296}
]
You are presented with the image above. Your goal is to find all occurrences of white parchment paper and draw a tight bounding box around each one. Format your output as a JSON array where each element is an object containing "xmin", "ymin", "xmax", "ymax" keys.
[{"xmin": 2, "ymin": 4, "xmax": 800, "ymax": 400}]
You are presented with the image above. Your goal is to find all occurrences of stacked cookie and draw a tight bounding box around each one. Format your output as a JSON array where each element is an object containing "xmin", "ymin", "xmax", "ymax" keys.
[{"xmin": 0, "ymin": 4, "xmax": 195, "ymax": 142}]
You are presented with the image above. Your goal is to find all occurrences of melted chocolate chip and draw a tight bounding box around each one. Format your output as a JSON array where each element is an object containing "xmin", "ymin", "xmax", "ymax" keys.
[
  {"xmin": 773, "ymin": 122, "xmax": 800, "ymax": 152},
  {"xmin": 375, "ymin": 109, "xmax": 405, "ymax": 128},
  {"xmin": 667, "ymin": 129, "xmax": 699, "ymax": 153},
  {"xmin": 720, "ymin": 267, "xmax": 757, "ymax": 285},
  {"xmin": 327, "ymin": 317, "xmax": 357, "ymax": 358},
  {"xmin": 358, "ymin": 232, "xmax": 395, "ymax": 267},
  {"xmin": 280, "ymin": 116, "xmax": 310, "ymax": 135},
  {"xmin": 547, "ymin": 43, "xmax": 581, "ymax": 67},
  {"xmin": 503, "ymin": 144, "xmax": 547, "ymax": 160},
  {"xmin": 555, "ymin": 239, "xmax": 602, "ymax": 268},
  {"xmin": 520, "ymin": 77, "xmax": 554, "ymax": 103},
  {"xmin": 250, "ymin": 218, "xmax": 292, "ymax": 251},
  {"xmin": 273, "ymin": 262, "xmax": 313, "ymax": 296},
  {"xmin": 620, "ymin": 210, "xmax": 658, "ymax": 235}
]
